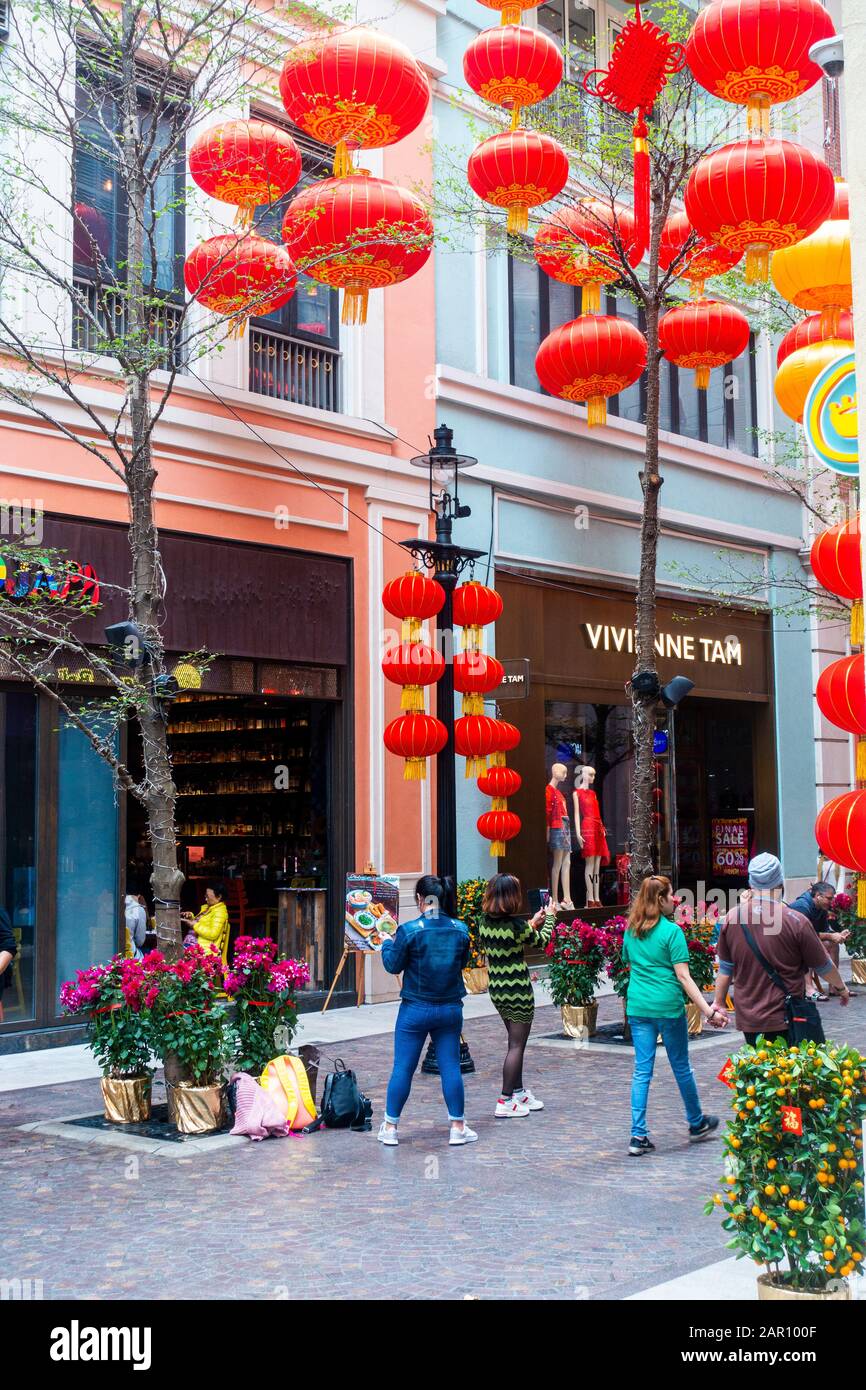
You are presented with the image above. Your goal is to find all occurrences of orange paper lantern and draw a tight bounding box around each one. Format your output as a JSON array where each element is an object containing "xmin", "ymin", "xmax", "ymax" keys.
[
  {"xmin": 777, "ymin": 310, "xmax": 854, "ymax": 367},
  {"xmin": 535, "ymin": 315, "xmax": 647, "ymax": 427}
]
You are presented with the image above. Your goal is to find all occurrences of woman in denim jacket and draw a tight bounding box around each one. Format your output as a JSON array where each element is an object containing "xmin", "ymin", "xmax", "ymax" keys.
[{"xmin": 378, "ymin": 875, "xmax": 473, "ymax": 1148}]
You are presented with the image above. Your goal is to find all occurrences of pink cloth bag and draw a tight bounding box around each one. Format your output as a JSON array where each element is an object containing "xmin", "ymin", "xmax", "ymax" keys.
[{"xmin": 229, "ymin": 1072, "xmax": 291, "ymax": 1140}]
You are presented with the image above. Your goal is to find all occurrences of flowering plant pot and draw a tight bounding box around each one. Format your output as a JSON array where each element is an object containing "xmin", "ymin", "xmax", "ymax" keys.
[
  {"xmin": 143, "ymin": 944, "xmax": 235, "ymax": 1091},
  {"xmin": 100, "ymin": 1074, "xmax": 152, "ymax": 1125},
  {"xmin": 59, "ymin": 956, "xmax": 154, "ymax": 1118},
  {"xmin": 170, "ymin": 1080, "xmax": 226, "ymax": 1135},
  {"xmin": 222, "ymin": 936, "xmax": 309, "ymax": 1075},
  {"xmin": 686, "ymin": 1001, "xmax": 703, "ymax": 1037},
  {"xmin": 757, "ymin": 1272, "xmax": 850, "ymax": 1302},
  {"xmin": 851, "ymin": 959, "xmax": 866, "ymax": 985},
  {"xmin": 706, "ymin": 1038, "xmax": 866, "ymax": 1296},
  {"xmin": 544, "ymin": 919, "xmax": 606, "ymax": 1012},
  {"xmin": 561, "ymin": 1002, "xmax": 598, "ymax": 1039}
]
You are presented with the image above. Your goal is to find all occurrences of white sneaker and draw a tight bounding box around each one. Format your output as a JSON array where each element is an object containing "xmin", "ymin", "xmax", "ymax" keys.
[
  {"xmin": 495, "ymin": 1096, "xmax": 530, "ymax": 1117},
  {"xmin": 449, "ymin": 1123, "xmax": 478, "ymax": 1146},
  {"xmin": 377, "ymin": 1122, "xmax": 398, "ymax": 1146},
  {"xmin": 516, "ymin": 1089, "xmax": 544, "ymax": 1112}
]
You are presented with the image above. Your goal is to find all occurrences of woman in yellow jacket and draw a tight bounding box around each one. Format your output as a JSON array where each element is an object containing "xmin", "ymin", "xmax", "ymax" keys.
[{"xmin": 183, "ymin": 882, "xmax": 230, "ymax": 963}]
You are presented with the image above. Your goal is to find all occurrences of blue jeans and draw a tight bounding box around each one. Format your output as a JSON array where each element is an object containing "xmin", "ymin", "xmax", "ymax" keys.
[
  {"xmin": 628, "ymin": 1013, "xmax": 704, "ymax": 1137},
  {"xmin": 385, "ymin": 1000, "xmax": 464, "ymax": 1122}
]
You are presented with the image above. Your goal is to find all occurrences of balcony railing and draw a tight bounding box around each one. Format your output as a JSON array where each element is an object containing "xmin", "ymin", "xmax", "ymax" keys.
[
  {"xmin": 249, "ymin": 326, "xmax": 341, "ymax": 413},
  {"xmin": 72, "ymin": 276, "xmax": 183, "ymax": 368}
]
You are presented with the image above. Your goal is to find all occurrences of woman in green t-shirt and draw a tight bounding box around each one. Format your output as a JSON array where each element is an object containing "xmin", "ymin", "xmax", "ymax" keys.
[{"xmin": 622, "ymin": 875, "xmax": 726, "ymax": 1157}]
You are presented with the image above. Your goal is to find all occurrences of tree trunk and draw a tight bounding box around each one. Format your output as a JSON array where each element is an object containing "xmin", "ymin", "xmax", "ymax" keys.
[
  {"xmin": 120, "ymin": 9, "xmax": 183, "ymax": 957},
  {"xmin": 629, "ymin": 296, "xmax": 663, "ymax": 899}
]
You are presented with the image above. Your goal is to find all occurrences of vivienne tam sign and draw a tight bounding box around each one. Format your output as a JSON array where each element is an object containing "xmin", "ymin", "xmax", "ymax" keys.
[{"xmin": 584, "ymin": 623, "xmax": 743, "ymax": 666}]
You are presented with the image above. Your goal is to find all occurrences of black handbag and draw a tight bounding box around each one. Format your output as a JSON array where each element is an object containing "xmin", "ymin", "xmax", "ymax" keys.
[{"xmin": 739, "ymin": 919, "xmax": 825, "ymax": 1044}]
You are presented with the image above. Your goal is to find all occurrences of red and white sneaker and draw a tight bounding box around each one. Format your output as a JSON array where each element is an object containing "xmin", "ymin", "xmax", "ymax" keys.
[
  {"xmin": 515, "ymin": 1088, "xmax": 544, "ymax": 1111},
  {"xmin": 495, "ymin": 1096, "xmax": 530, "ymax": 1117}
]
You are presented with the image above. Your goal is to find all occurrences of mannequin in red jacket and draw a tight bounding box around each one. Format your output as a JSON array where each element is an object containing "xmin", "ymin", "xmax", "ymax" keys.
[{"xmin": 545, "ymin": 762, "xmax": 574, "ymax": 911}]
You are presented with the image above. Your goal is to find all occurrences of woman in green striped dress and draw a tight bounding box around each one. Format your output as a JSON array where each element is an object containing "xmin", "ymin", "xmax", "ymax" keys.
[{"xmin": 479, "ymin": 875, "xmax": 556, "ymax": 1118}]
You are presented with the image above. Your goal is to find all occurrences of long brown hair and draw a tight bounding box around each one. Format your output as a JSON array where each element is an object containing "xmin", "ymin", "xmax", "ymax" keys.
[
  {"xmin": 482, "ymin": 874, "xmax": 522, "ymax": 919},
  {"xmin": 628, "ymin": 875, "xmax": 674, "ymax": 938}
]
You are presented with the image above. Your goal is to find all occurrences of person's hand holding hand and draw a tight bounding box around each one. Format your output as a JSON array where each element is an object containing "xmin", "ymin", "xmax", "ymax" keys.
[{"xmin": 840, "ymin": 988, "xmax": 851, "ymax": 1007}]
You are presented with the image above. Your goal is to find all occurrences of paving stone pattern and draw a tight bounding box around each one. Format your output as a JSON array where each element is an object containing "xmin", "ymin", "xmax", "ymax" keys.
[{"xmin": 2, "ymin": 993, "xmax": 865, "ymax": 1301}]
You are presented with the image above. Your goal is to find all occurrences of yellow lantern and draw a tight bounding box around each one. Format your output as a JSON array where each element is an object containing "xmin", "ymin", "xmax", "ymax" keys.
[
  {"xmin": 173, "ymin": 661, "xmax": 203, "ymax": 690},
  {"xmin": 771, "ymin": 184, "xmax": 851, "ymax": 340},
  {"xmin": 774, "ymin": 339, "xmax": 852, "ymax": 424}
]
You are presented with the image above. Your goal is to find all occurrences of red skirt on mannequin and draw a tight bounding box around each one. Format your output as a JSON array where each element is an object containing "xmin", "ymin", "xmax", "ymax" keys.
[{"xmin": 576, "ymin": 790, "xmax": 610, "ymax": 863}]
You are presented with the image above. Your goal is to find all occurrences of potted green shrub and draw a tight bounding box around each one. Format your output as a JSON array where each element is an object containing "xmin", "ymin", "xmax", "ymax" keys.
[
  {"xmin": 544, "ymin": 919, "xmax": 606, "ymax": 1038},
  {"xmin": 223, "ymin": 936, "xmax": 310, "ymax": 1075},
  {"xmin": 143, "ymin": 944, "xmax": 235, "ymax": 1133},
  {"xmin": 59, "ymin": 957, "xmax": 154, "ymax": 1123},
  {"xmin": 682, "ymin": 934, "xmax": 717, "ymax": 1035},
  {"xmin": 706, "ymin": 1038, "xmax": 866, "ymax": 1300},
  {"xmin": 457, "ymin": 877, "xmax": 489, "ymax": 993}
]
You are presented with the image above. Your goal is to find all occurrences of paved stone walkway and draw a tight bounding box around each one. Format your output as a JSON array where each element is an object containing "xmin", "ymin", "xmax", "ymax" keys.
[{"xmin": 2, "ymin": 992, "xmax": 864, "ymax": 1301}]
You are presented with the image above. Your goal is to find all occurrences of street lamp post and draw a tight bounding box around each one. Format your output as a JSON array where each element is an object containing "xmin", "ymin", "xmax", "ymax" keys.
[{"xmin": 400, "ymin": 425, "xmax": 484, "ymax": 1077}]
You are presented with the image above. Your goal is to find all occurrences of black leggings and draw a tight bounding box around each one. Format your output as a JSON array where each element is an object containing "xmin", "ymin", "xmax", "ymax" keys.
[{"xmin": 502, "ymin": 1018, "xmax": 533, "ymax": 1095}]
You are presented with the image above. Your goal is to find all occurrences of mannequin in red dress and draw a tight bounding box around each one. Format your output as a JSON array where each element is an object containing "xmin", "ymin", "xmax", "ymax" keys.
[
  {"xmin": 545, "ymin": 762, "xmax": 574, "ymax": 911},
  {"xmin": 573, "ymin": 766, "xmax": 609, "ymax": 908}
]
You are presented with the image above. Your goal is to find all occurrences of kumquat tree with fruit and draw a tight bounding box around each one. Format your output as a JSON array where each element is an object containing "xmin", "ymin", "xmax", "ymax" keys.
[{"xmin": 706, "ymin": 1040, "xmax": 866, "ymax": 1294}]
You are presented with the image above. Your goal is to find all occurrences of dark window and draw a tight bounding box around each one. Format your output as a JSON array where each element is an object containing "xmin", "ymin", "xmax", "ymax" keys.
[
  {"xmin": 73, "ymin": 45, "xmax": 186, "ymax": 297},
  {"xmin": 507, "ymin": 257, "xmax": 759, "ymax": 455}
]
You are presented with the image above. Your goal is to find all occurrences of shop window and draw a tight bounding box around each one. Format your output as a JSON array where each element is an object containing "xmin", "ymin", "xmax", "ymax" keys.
[
  {"xmin": 0, "ymin": 691, "xmax": 38, "ymax": 1023},
  {"xmin": 507, "ymin": 266, "xmax": 759, "ymax": 455},
  {"xmin": 537, "ymin": 0, "xmax": 596, "ymax": 80},
  {"xmin": 54, "ymin": 710, "xmax": 119, "ymax": 1007},
  {"xmin": 72, "ymin": 41, "xmax": 186, "ymax": 358}
]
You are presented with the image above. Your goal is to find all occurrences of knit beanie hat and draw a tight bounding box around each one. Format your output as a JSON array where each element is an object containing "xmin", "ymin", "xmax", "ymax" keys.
[{"xmin": 748, "ymin": 852, "xmax": 784, "ymax": 890}]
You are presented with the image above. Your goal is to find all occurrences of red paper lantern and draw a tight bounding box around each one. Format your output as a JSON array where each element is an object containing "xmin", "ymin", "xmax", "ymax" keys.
[
  {"xmin": 810, "ymin": 518, "xmax": 863, "ymax": 647},
  {"xmin": 658, "ymin": 299, "xmax": 751, "ymax": 390},
  {"xmin": 659, "ymin": 211, "xmax": 743, "ymax": 296},
  {"xmin": 184, "ymin": 235, "xmax": 297, "ymax": 334},
  {"xmin": 279, "ymin": 30, "xmax": 429, "ymax": 176},
  {"xmin": 382, "ymin": 571, "xmax": 446, "ymax": 641},
  {"xmin": 776, "ymin": 311, "xmax": 854, "ymax": 368},
  {"xmin": 535, "ymin": 199, "xmax": 637, "ymax": 313},
  {"xmin": 189, "ymin": 121, "xmax": 301, "ymax": 225},
  {"xmin": 488, "ymin": 719, "xmax": 522, "ymax": 768},
  {"xmin": 455, "ymin": 715, "xmax": 502, "ymax": 778},
  {"xmin": 382, "ymin": 642, "xmax": 445, "ymax": 711},
  {"xmin": 384, "ymin": 712, "xmax": 447, "ymax": 781},
  {"xmin": 282, "ymin": 174, "xmax": 433, "ymax": 325},
  {"xmin": 476, "ymin": 0, "xmax": 542, "ymax": 25},
  {"xmin": 467, "ymin": 130, "xmax": 569, "ymax": 235},
  {"xmin": 816, "ymin": 654, "xmax": 866, "ymax": 781},
  {"xmin": 535, "ymin": 316, "xmax": 647, "ymax": 427},
  {"xmin": 685, "ymin": 0, "xmax": 835, "ymax": 135},
  {"xmin": 815, "ymin": 790, "xmax": 866, "ymax": 873},
  {"xmin": 453, "ymin": 652, "xmax": 505, "ymax": 715},
  {"xmin": 452, "ymin": 580, "xmax": 503, "ymax": 652},
  {"xmin": 477, "ymin": 809, "xmax": 522, "ymax": 857},
  {"xmin": 684, "ymin": 139, "xmax": 835, "ymax": 283},
  {"xmin": 464, "ymin": 26, "xmax": 563, "ymax": 128},
  {"xmin": 478, "ymin": 766, "xmax": 522, "ymax": 799}
]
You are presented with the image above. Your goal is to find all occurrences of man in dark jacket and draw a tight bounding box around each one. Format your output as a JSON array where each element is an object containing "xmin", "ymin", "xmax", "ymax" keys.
[
  {"xmin": 788, "ymin": 881, "xmax": 850, "ymax": 998},
  {"xmin": 0, "ymin": 903, "xmax": 17, "ymax": 1012}
]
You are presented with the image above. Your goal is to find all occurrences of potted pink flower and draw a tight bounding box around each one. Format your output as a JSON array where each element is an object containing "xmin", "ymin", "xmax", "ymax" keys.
[
  {"xmin": 59, "ymin": 956, "xmax": 154, "ymax": 1124},
  {"xmin": 544, "ymin": 919, "xmax": 607, "ymax": 1038},
  {"xmin": 143, "ymin": 943, "xmax": 234, "ymax": 1134},
  {"xmin": 223, "ymin": 936, "xmax": 310, "ymax": 1075}
]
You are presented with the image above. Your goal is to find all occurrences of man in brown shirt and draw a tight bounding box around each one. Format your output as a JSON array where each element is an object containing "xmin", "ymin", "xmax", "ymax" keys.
[{"xmin": 713, "ymin": 853, "xmax": 850, "ymax": 1044}]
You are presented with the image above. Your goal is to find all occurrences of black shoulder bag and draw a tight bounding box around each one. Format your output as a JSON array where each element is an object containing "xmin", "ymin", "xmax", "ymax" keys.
[{"xmin": 739, "ymin": 918, "xmax": 825, "ymax": 1044}]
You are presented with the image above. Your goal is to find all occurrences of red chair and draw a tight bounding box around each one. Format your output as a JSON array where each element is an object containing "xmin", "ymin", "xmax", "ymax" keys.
[{"xmin": 224, "ymin": 880, "xmax": 267, "ymax": 941}]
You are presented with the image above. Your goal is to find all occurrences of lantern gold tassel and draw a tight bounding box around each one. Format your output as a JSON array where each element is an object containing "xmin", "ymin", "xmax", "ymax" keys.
[
  {"xmin": 227, "ymin": 316, "xmax": 248, "ymax": 340},
  {"xmin": 333, "ymin": 139, "xmax": 354, "ymax": 178},
  {"xmin": 851, "ymin": 599, "xmax": 863, "ymax": 648},
  {"xmin": 490, "ymin": 796, "xmax": 507, "ymax": 811},
  {"xmin": 695, "ymin": 365, "xmax": 710, "ymax": 390},
  {"xmin": 858, "ymin": 876, "xmax": 866, "ymax": 920},
  {"xmin": 586, "ymin": 395, "xmax": 607, "ymax": 428},
  {"xmin": 510, "ymin": 105, "xmax": 521, "ymax": 132},
  {"xmin": 745, "ymin": 244, "xmax": 770, "ymax": 283},
  {"xmin": 461, "ymin": 624, "xmax": 483, "ymax": 651},
  {"xmin": 489, "ymin": 839, "xmax": 506, "ymax": 856},
  {"xmin": 401, "ymin": 686, "xmax": 424, "ymax": 712},
  {"xmin": 465, "ymin": 755, "xmax": 487, "ymax": 778},
  {"xmin": 404, "ymin": 758, "xmax": 426, "ymax": 781},
  {"xmin": 401, "ymin": 618, "xmax": 422, "ymax": 643},
  {"xmin": 342, "ymin": 287, "xmax": 369, "ymax": 325},
  {"xmin": 233, "ymin": 206, "xmax": 255, "ymax": 231},
  {"xmin": 506, "ymin": 204, "xmax": 529, "ymax": 235},
  {"xmin": 583, "ymin": 281, "xmax": 601, "ymax": 314},
  {"xmin": 462, "ymin": 693, "xmax": 484, "ymax": 715},
  {"xmin": 501, "ymin": 2, "xmax": 521, "ymax": 22},
  {"xmin": 489, "ymin": 751, "xmax": 505, "ymax": 768},
  {"xmin": 746, "ymin": 94, "xmax": 771, "ymax": 137},
  {"xmin": 858, "ymin": 737, "xmax": 866, "ymax": 784}
]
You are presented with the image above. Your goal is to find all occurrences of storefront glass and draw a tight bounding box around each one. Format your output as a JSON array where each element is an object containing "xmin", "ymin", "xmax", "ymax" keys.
[
  {"xmin": 54, "ymin": 711, "xmax": 119, "ymax": 1001},
  {"xmin": 0, "ymin": 691, "xmax": 38, "ymax": 1022}
]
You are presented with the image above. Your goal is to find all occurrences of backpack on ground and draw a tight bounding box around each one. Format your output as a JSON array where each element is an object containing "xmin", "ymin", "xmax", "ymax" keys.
[{"xmin": 309, "ymin": 1058, "xmax": 373, "ymax": 1132}]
